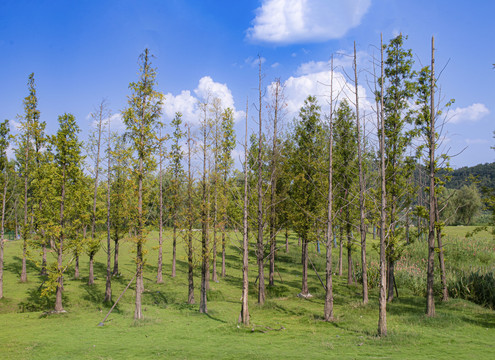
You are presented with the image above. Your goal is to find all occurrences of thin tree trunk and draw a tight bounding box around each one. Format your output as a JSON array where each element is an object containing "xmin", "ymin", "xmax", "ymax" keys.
[
  {"xmin": 40, "ymin": 243, "xmax": 47, "ymax": 276},
  {"xmin": 187, "ymin": 125, "xmax": 195, "ymax": 304},
  {"xmin": 172, "ymin": 224, "xmax": 177, "ymax": 278},
  {"xmin": 104, "ymin": 122, "xmax": 112, "ymax": 303},
  {"xmin": 240, "ymin": 98, "xmax": 250, "ymax": 325},
  {"xmin": 346, "ymin": 213, "xmax": 353, "ymax": 285},
  {"xmin": 257, "ymin": 57, "xmax": 265, "ymax": 305},
  {"xmin": 300, "ymin": 236, "xmax": 309, "ymax": 296},
  {"xmin": 354, "ymin": 42, "xmax": 368, "ymax": 304},
  {"xmin": 212, "ymin": 117, "xmax": 219, "ymax": 284},
  {"xmin": 285, "ymin": 228, "xmax": 289, "ymax": 253},
  {"xmin": 88, "ymin": 253, "xmax": 95, "ymax": 285},
  {"xmin": 200, "ymin": 105, "xmax": 209, "ymax": 314},
  {"xmin": 112, "ymin": 237, "xmax": 119, "ymax": 276},
  {"xmin": 157, "ymin": 129, "xmax": 164, "ymax": 283},
  {"xmin": 378, "ymin": 34, "xmax": 387, "ymax": 336},
  {"xmin": 324, "ymin": 56, "xmax": 334, "ymax": 321},
  {"xmin": 338, "ymin": 227, "xmax": 343, "ymax": 276},
  {"xmin": 134, "ymin": 154, "xmax": 144, "ymax": 320},
  {"xmin": 0, "ymin": 173, "xmax": 6, "ymax": 299},
  {"xmin": 90, "ymin": 101, "xmax": 104, "ymax": 287},
  {"xmin": 426, "ymin": 36, "xmax": 436, "ymax": 317},
  {"xmin": 269, "ymin": 79, "xmax": 280, "ymax": 287},
  {"xmin": 74, "ymin": 250, "xmax": 80, "ymax": 279}
]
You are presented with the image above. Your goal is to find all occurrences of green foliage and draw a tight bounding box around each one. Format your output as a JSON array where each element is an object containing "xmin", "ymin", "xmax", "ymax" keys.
[
  {"xmin": 449, "ymin": 271, "xmax": 495, "ymax": 309},
  {"xmin": 288, "ymin": 95, "xmax": 325, "ymax": 241}
]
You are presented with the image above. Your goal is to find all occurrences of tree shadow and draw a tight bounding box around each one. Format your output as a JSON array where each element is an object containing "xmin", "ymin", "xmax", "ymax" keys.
[
  {"xmin": 18, "ymin": 285, "xmax": 60, "ymax": 313},
  {"xmin": 5, "ymin": 256, "xmax": 39, "ymax": 277}
]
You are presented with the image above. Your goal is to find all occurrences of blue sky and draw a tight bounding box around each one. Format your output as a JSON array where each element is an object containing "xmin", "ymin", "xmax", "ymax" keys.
[{"xmin": 1, "ymin": 0, "xmax": 494, "ymax": 168}]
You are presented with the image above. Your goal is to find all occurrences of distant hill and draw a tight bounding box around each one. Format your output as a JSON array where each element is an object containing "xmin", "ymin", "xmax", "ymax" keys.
[{"xmin": 445, "ymin": 162, "xmax": 495, "ymax": 190}]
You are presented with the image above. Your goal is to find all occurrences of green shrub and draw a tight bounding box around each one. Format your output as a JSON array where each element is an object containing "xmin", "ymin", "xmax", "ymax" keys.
[{"xmin": 448, "ymin": 271, "xmax": 495, "ymax": 309}]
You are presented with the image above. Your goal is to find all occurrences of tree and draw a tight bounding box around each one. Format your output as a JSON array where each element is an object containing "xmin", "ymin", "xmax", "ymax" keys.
[
  {"xmin": 199, "ymin": 99, "xmax": 211, "ymax": 313},
  {"xmin": 52, "ymin": 113, "xmax": 84, "ymax": 312},
  {"xmin": 240, "ymin": 99, "xmax": 250, "ymax": 324},
  {"xmin": 109, "ymin": 135, "xmax": 134, "ymax": 276},
  {"xmin": 353, "ymin": 42, "xmax": 369, "ymax": 304},
  {"xmin": 289, "ymin": 95, "xmax": 325, "ymax": 298},
  {"xmin": 377, "ymin": 33, "xmax": 388, "ymax": 336},
  {"xmin": 256, "ymin": 57, "xmax": 266, "ymax": 304},
  {"xmin": 381, "ymin": 34, "xmax": 417, "ymax": 302},
  {"xmin": 333, "ymin": 100, "xmax": 358, "ymax": 286},
  {"xmin": 185, "ymin": 123, "xmax": 196, "ymax": 304},
  {"xmin": 267, "ymin": 79, "xmax": 285, "ymax": 286},
  {"xmin": 219, "ymin": 108, "xmax": 235, "ymax": 277},
  {"xmin": 87, "ymin": 100, "xmax": 110, "ymax": 285},
  {"xmin": 324, "ymin": 56, "xmax": 335, "ymax": 321},
  {"xmin": 168, "ymin": 112, "xmax": 184, "ymax": 279},
  {"xmin": 454, "ymin": 184, "xmax": 482, "ymax": 225},
  {"xmin": 0, "ymin": 120, "xmax": 11, "ymax": 299},
  {"xmin": 17, "ymin": 73, "xmax": 41, "ymax": 283},
  {"xmin": 122, "ymin": 48, "xmax": 164, "ymax": 320}
]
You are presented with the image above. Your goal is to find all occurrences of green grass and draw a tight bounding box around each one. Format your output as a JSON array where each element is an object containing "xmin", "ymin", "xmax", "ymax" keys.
[{"xmin": 0, "ymin": 228, "xmax": 494, "ymax": 359}]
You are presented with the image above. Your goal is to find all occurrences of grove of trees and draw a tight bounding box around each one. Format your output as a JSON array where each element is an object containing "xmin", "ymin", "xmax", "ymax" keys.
[{"xmin": 1, "ymin": 33, "xmax": 489, "ymax": 338}]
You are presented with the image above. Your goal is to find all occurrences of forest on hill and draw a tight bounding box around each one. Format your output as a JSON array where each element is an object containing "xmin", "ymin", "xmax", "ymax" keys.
[{"xmin": 445, "ymin": 162, "xmax": 495, "ymax": 190}]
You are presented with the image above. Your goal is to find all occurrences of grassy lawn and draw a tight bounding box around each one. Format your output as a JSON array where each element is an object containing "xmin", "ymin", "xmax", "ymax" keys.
[{"xmin": 0, "ymin": 227, "xmax": 494, "ymax": 359}]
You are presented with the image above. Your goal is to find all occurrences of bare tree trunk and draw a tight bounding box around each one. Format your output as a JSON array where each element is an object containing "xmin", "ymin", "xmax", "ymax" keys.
[
  {"xmin": 354, "ymin": 42, "xmax": 368, "ymax": 304},
  {"xmin": 324, "ymin": 56, "xmax": 335, "ymax": 321},
  {"xmin": 157, "ymin": 129, "xmax": 164, "ymax": 283},
  {"xmin": 89, "ymin": 100, "xmax": 105, "ymax": 287},
  {"xmin": 172, "ymin": 224, "xmax": 177, "ymax": 278},
  {"xmin": 269, "ymin": 79, "xmax": 281, "ymax": 287},
  {"xmin": 104, "ymin": 122, "xmax": 112, "ymax": 303},
  {"xmin": 338, "ymin": 227, "xmax": 343, "ymax": 276},
  {"xmin": 285, "ymin": 228, "xmax": 289, "ymax": 253},
  {"xmin": 300, "ymin": 236, "xmax": 310, "ymax": 297},
  {"xmin": 112, "ymin": 237, "xmax": 119, "ymax": 276},
  {"xmin": 187, "ymin": 125, "xmax": 195, "ymax": 304},
  {"xmin": 40, "ymin": 242, "xmax": 47, "ymax": 276},
  {"xmin": 88, "ymin": 253, "xmax": 95, "ymax": 285},
  {"xmin": 378, "ymin": 34, "xmax": 387, "ymax": 336},
  {"xmin": 74, "ymin": 250, "xmax": 80, "ymax": 279},
  {"xmin": 200, "ymin": 104, "xmax": 209, "ymax": 314},
  {"xmin": 0, "ymin": 173, "xmax": 7, "ymax": 299},
  {"xmin": 426, "ymin": 36, "xmax": 436, "ymax": 317},
  {"xmin": 257, "ymin": 57, "xmax": 265, "ymax": 305},
  {"xmin": 134, "ymin": 154, "xmax": 144, "ymax": 320},
  {"xmin": 240, "ymin": 98, "xmax": 250, "ymax": 325}
]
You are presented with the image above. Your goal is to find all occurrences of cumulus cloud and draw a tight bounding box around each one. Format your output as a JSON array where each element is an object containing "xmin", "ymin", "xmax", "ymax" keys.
[
  {"xmin": 247, "ymin": 0, "xmax": 371, "ymax": 44},
  {"xmin": 449, "ymin": 103, "xmax": 489, "ymax": 124},
  {"xmin": 163, "ymin": 76, "xmax": 244, "ymax": 125},
  {"xmin": 271, "ymin": 67, "xmax": 374, "ymax": 123}
]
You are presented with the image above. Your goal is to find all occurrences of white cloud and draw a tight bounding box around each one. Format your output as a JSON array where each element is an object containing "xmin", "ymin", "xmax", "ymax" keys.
[
  {"xmin": 247, "ymin": 0, "xmax": 371, "ymax": 44},
  {"xmin": 271, "ymin": 62, "xmax": 280, "ymax": 68},
  {"xmin": 449, "ymin": 103, "xmax": 489, "ymax": 124},
  {"xmin": 244, "ymin": 56, "xmax": 266, "ymax": 68},
  {"xmin": 273, "ymin": 68, "xmax": 374, "ymax": 122},
  {"xmin": 295, "ymin": 50, "xmax": 368, "ymax": 75},
  {"xmin": 163, "ymin": 76, "xmax": 244, "ymax": 125}
]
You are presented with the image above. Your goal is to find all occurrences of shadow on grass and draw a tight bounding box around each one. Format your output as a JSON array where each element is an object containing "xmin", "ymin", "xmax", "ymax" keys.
[
  {"xmin": 18, "ymin": 284, "xmax": 58, "ymax": 313},
  {"xmin": 5, "ymin": 256, "xmax": 39, "ymax": 277}
]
